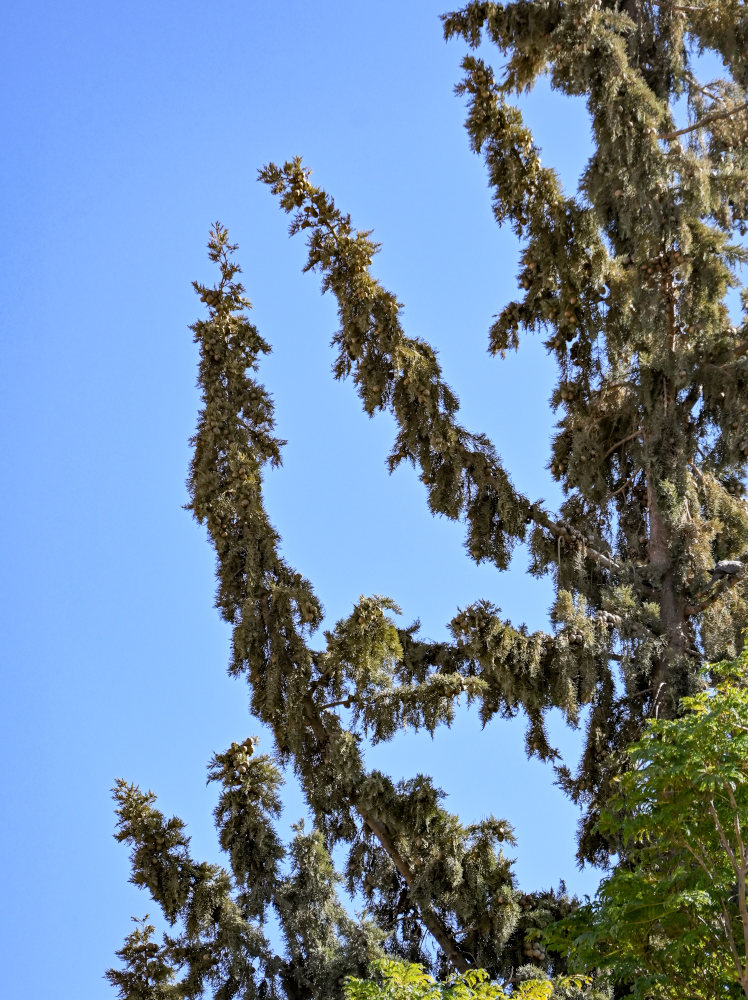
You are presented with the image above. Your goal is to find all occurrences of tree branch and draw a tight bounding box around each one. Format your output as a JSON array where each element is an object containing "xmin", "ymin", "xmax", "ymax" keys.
[
  {"xmin": 685, "ymin": 572, "xmax": 745, "ymax": 615},
  {"xmin": 708, "ymin": 797, "xmax": 739, "ymax": 872},
  {"xmin": 527, "ymin": 502, "xmax": 623, "ymax": 575},
  {"xmin": 606, "ymin": 477, "xmax": 635, "ymax": 503},
  {"xmin": 685, "ymin": 73, "xmax": 726, "ymax": 104},
  {"xmin": 649, "ymin": 1, "xmax": 707, "ymax": 11},
  {"xmin": 603, "ymin": 428, "xmax": 643, "ymax": 461},
  {"xmin": 318, "ymin": 696, "xmax": 354, "ymax": 711},
  {"xmin": 355, "ymin": 803, "xmax": 471, "ymax": 973},
  {"xmin": 264, "ymin": 163, "xmax": 626, "ymax": 583},
  {"xmin": 717, "ymin": 893, "xmax": 746, "ymax": 988},
  {"xmin": 301, "ymin": 694, "xmax": 471, "ymax": 972},
  {"xmin": 659, "ymin": 101, "xmax": 748, "ymax": 141}
]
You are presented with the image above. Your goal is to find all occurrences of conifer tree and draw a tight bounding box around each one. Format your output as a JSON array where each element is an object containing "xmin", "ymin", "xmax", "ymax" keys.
[{"xmin": 109, "ymin": 2, "xmax": 748, "ymax": 996}]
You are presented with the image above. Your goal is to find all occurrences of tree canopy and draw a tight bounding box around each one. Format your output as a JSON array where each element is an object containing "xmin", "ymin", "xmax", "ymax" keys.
[{"xmin": 108, "ymin": 2, "xmax": 748, "ymax": 997}]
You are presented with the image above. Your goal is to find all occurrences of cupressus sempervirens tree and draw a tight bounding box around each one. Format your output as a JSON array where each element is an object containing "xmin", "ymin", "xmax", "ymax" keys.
[{"xmin": 108, "ymin": 1, "xmax": 748, "ymax": 996}]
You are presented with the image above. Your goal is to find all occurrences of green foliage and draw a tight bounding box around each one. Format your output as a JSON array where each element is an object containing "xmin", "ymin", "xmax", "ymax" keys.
[
  {"xmin": 325, "ymin": 595, "xmax": 404, "ymax": 701},
  {"xmin": 106, "ymin": 917, "xmax": 183, "ymax": 1000},
  {"xmin": 259, "ymin": 0, "xmax": 748, "ymax": 850},
  {"xmin": 109, "ymin": 774, "xmax": 275, "ymax": 999},
  {"xmin": 110, "ymin": 3, "xmax": 748, "ymax": 996},
  {"xmin": 108, "ymin": 756, "xmax": 384, "ymax": 1000},
  {"xmin": 342, "ymin": 958, "xmax": 600, "ymax": 1000},
  {"xmin": 207, "ymin": 739, "xmax": 284, "ymax": 920},
  {"xmin": 548, "ymin": 643, "xmax": 748, "ymax": 998}
]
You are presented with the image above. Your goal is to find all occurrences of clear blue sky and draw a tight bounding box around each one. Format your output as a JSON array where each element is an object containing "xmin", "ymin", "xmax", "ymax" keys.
[{"xmin": 1, "ymin": 2, "xmax": 607, "ymax": 995}]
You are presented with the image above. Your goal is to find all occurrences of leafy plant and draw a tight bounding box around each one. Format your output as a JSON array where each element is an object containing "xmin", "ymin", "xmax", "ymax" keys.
[
  {"xmin": 548, "ymin": 644, "xmax": 748, "ymax": 999},
  {"xmin": 343, "ymin": 958, "xmax": 597, "ymax": 1000}
]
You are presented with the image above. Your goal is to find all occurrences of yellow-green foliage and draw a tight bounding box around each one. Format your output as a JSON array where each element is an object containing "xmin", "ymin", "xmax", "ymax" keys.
[{"xmin": 343, "ymin": 959, "xmax": 599, "ymax": 1000}]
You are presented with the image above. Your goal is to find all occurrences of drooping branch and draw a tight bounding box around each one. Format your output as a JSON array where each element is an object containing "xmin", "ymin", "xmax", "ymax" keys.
[{"xmin": 260, "ymin": 160, "xmax": 625, "ymax": 583}]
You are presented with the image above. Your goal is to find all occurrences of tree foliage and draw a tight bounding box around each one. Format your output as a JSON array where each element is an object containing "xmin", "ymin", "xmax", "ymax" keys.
[
  {"xmin": 109, "ymin": 1, "xmax": 748, "ymax": 996},
  {"xmin": 342, "ymin": 958, "xmax": 600, "ymax": 1000},
  {"xmin": 547, "ymin": 642, "xmax": 748, "ymax": 999}
]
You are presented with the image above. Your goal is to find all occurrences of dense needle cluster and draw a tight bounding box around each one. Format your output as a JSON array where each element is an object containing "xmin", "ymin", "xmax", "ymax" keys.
[{"xmin": 110, "ymin": 2, "xmax": 748, "ymax": 996}]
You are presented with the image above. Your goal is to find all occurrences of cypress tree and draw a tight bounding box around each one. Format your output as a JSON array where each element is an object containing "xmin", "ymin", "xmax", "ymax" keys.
[{"xmin": 109, "ymin": 2, "xmax": 748, "ymax": 995}]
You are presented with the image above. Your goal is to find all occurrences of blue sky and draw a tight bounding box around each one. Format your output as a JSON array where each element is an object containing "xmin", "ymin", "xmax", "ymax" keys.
[{"xmin": 1, "ymin": 2, "xmax": 609, "ymax": 995}]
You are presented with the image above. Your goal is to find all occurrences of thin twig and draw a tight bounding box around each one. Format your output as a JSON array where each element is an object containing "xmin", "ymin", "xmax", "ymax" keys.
[
  {"xmin": 603, "ymin": 428, "xmax": 643, "ymax": 461},
  {"xmin": 708, "ymin": 797, "xmax": 738, "ymax": 871},
  {"xmin": 726, "ymin": 784, "xmax": 748, "ymax": 973},
  {"xmin": 649, "ymin": 1, "xmax": 710, "ymax": 12},
  {"xmin": 659, "ymin": 101, "xmax": 748, "ymax": 141},
  {"xmin": 685, "ymin": 73, "xmax": 726, "ymax": 105},
  {"xmin": 319, "ymin": 697, "xmax": 355, "ymax": 711},
  {"xmin": 606, "ymin": 475, "xmax": 635, "ymax": 502}
]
